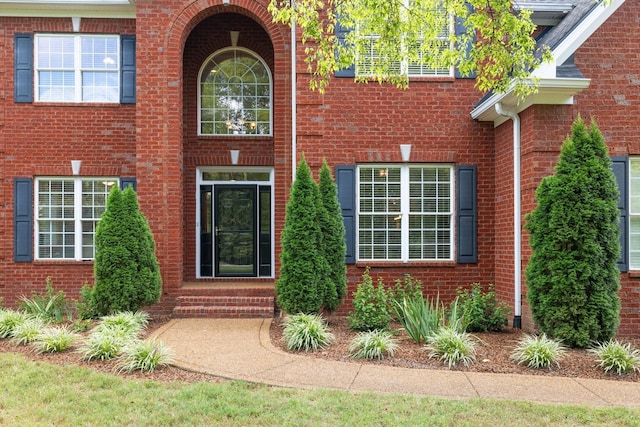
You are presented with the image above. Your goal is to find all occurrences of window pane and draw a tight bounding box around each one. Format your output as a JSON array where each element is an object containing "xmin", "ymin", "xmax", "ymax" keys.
[
  {"xmin": 36, "ymin": 35, "xmax": 120, "ymax": 103},
  {"xmin": 358, "ymin": 165, "xmax": 453, "ymax": 261},
  {"xmin": 200, "ymin": 49, "xmax": 271, "ymax": 135}
]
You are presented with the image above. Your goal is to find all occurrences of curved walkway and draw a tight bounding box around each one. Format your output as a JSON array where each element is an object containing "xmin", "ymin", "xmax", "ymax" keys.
[{"xmin": 152, "ymin": 318, "xmax": 640, "ymax": 408}]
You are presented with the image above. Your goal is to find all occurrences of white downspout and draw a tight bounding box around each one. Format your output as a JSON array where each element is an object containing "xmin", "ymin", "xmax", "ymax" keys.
[
  {"xmin": 495, "ymin": 102, "xmax": 522, "ymax": 329},
  {"xmin": 291, "ymin": 1, "xmax": 297, "ymax": 181}
]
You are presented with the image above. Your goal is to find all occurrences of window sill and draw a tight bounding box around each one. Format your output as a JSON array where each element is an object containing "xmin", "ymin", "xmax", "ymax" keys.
[
  {"xmin": 626, "ymin": 270, "xmax": 640, "ymax": 278},
  {"xmin": 33, "ymin": 259, "xmax": 94, "ymax": 265},
  {"xmin": 355, "ymin": 260, "xmax": 456, "ymax": 268},
  {"xmin": 34, "ymin": 102, "xmax": 125, "ymax": 108}
]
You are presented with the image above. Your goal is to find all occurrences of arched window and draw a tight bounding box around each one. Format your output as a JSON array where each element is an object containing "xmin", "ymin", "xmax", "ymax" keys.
[{"xmin": 199, "ymin": 48, "xmax": 272, "ymax": 136}]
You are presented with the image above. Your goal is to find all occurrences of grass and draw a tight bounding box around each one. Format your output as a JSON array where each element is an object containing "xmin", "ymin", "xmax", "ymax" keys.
[
  {"xmin": 349, "ymin": 329, "xmax": 398, "ymax": 360},
  {"xmin": 511, "ymin": 334, "xmax": 567, "ymax": 369},
  {"xmin": 0, "ymin": 352, "xmax": 639, "ymax": 426},
  {"xmin": 282, "ymin": 313, "xmax": 335, "ymax": 352},
  {"xmin": 426, "ymin": 326, "xmax": 477, "ymax": 368},
  {"xmin": 589, "ymin": 340, "xmax": 640, "ymax": 375},
  {"xmin": 116, "ymin": 339, "xmax": 174, "ymax": 372}
]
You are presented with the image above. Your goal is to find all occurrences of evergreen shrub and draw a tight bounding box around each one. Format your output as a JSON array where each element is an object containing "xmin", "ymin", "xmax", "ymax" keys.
[
  {"xmin": 92, "ymin": 186, "xmax": 162, "ymax": 316},
  {"xmin": 525, "ymin": 117, "xmax": 621, "ymax": 347}
]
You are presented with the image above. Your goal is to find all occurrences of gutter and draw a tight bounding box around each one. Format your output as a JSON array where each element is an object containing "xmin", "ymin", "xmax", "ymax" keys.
[
  {"xmin": 291, "ymin": 1, "xmax": 297, "ymax": 181},
  {"xmin": 494, "ymin": 103, "xmax": 522, "ymax": 329}
]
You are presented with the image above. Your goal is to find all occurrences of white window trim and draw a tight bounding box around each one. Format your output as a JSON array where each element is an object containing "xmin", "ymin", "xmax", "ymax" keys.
[
  {"xmin": 195, "ymin": 166, "xmax": 275, "ymax": 278},
  {"xmin": 35, "ymin": 177, "xmax": 118, "ymax": 261},
  {"xmin": 34, "ymin": 33, "xmax": 121, "ymax": 103},
  {"xmin": 629, "ymin": 158, "xmax": 640, "ymax": 269},
  {"xmin": 356, "ymin": 164, "xmax": 454, "ymax": 262}
]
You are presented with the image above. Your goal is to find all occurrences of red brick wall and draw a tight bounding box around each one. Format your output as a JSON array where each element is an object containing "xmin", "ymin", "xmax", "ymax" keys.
[
  {"xmin": 296, "ymin": 75, "xmax": 496, "ymax": 314},
  {"xmin": 0, "ymin": 17, "xmax": 136, "ymax": 305},
  {"xmin": 571, "ymin": 0, "xmax": 640, "ymax": 336}
]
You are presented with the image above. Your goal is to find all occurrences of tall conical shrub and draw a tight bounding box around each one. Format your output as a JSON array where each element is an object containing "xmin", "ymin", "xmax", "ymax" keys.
[
  {"xmin": 276, "ymin": 156, "xmax": 326, "ymax": 314},
  {"xmin": 318, "ymin": 159, "xmax": 347, "ymax": 312},
  {"xmin": 92, "ymin": 185, "xmax": 162, "ymax": 315},
  {"xmin": 525, "ymin": 117, "xmax": 620, "ymax": 347}
]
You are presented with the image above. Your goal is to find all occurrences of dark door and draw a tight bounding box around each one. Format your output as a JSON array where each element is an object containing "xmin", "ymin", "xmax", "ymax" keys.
[{"xmin": 214, "ymin": 185, "xmax": 257, "ymax": 277}]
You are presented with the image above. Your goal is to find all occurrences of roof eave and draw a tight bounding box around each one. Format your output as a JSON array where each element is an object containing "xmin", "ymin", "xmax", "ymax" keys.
[
  {"xmin": 0, "ymin": 0, "xmax": 135, "ymax": 18},
  {"xmin": 470, "ymin": 78, "xmax": 591, "ymax": 126}
]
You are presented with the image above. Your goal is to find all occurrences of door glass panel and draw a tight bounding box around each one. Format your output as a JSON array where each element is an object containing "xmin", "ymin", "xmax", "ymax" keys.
[
  {"xmin": 216, "ymin": 186, "xmax": 256, "ymax": 276},
  {"xmin": 203, "ymin": 171, "xmax": 270, "ymax": 181}
]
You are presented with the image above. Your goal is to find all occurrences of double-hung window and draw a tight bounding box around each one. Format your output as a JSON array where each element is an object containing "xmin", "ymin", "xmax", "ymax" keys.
[
  {"xmin": 36, "ymin": 178, "xmax": 117, "ymax": 260},
  {"xmin": 35, "ymin": 34, "xmax": 120, "ymax": 103},
  {"xmin": 629, "ymin": 158, "xmax": 640, "ymax": 268},
  {"xmin": 357, "ymin": 164, "xmax": 453, "ymax": 261},
  {"xmin": 355, "ymin": 2, "xmax": 452, "ymax": 78}
]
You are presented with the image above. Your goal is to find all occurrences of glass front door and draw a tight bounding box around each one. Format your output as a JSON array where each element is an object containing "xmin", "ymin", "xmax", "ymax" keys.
[
  {"xmin": 215, "ymin": 185, "xmax": 256, "ymax": 276},
  {"xmin": 199, "ymin": 175, "xmax": 272, "ymax": 278}
]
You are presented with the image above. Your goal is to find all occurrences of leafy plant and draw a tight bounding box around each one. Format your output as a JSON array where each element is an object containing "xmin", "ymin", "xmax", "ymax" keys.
[
  {"xmin": 32, "ymin": 326, "xmax": 80, "ymax": 353},
  {"xmin": 525, "ymin": 117, "xmax": 621, "ymax": 347},
  {"xmin": 10, "ymin": 317, "xmax": 45, "ymax": 345},
  {"xmin": 20, "ymin": 277, "xmax": 70, "ymax": 323},
  {"xmin": 75, "ymin": 283, "xmax": 97, "ymax": 320},
  {"xmin": 588, "ymin": 340, "xmax": 640, "ymax": 375},
  {"xmin": 349, "ymin": 329, "xmax": 398, "ymax": 360},
  {"xmin": 393, "ymin": 295, "xmax": 442, "ymax": 344},
  {"xmin": 348, "ymin": 268, "xmax": 391, "ymax": 331},
  {"xmin": 387, "ymin": 274, "xmax": 423, "ymax": 317},
  {"xmin": 426, "ymin": 326, "xmax": 477, "ymax": 368},
  {"xmin": 510, "ymin": 334, "xmax": 567, "ymax": 369},
  {"xmin": 0, "ymin": 309, "xmax": 30, "ymax": 338},
  {"xmin": 455, "ymin": 283, "xmax": 508, "ymax": 332},
  {"xmin": 117, "ymin": 339, "xmax": 174, "ymax": 373},
  {"xmin": 78, "ymin": 326, "xmax": 135, "ymax": 361},
  {"xmin": 282, "ymin": 313, "xmax": 335, "ymax": 352}
]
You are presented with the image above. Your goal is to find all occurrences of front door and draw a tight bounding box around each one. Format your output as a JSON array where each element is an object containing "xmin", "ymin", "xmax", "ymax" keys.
[
  {"xmin": 199, "ymin": 174, "xmax": 272, "ymax": 278},
  {"xmin": 215, "ymin": 185, "xmax": 256, "ymax": 276}
]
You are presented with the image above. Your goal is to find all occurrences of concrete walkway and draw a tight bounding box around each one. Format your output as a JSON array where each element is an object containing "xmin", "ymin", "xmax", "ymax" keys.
[{"xmin": 152, "ymin": 318, "xmax": 640, "ymax": 408}]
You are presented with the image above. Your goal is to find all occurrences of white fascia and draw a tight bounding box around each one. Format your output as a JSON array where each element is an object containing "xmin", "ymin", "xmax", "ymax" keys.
[
  {"xmin": 471, "ymin": 0, "xmax": 625, "ymax": 126},
  {"xmin": 0, "ymin": 0, "xmax": 135, "ymax": 18}
]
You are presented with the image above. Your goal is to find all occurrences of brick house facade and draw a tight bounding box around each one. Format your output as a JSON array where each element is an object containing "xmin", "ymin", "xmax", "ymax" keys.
[{"xmin": 1, "ymin": 0, "xmax": 638, "ymax": 336}]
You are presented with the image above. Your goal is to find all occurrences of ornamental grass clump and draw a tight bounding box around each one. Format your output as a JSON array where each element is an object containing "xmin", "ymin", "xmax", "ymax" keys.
[
  {"xmin": 282, "ymin": 313, "xmax": 335, "ymax": 352},
  {"xmin": 78, "ymin": 325, "xmax": 135, "ymax": 361},
  {"xmin": 510, "ymin": 334, "xmax": 566, "ymax": 369},
  {"xmin": 588, "ymin": 340, "xmax": 640, "ymax": 375},
  {"xmin": 32, "ymin": 326, "xmax": 80, "ymax": 353},
  {"xmin": 117, "ymin": 339, "xmax": 173, "ymax": 373},
  {"xmin": 349, "ymin": 329, "xmax": 398, "ymax": 360},
  {"xmin": 10, "ymin": 317, "xmax": 45, "ymax": 346},
  {"xmin": 95, "ymin": 311, "xmax": 149, "ymax": 336},
  {"xmin": 426, "ymin": 327, "xmax": 477, "ymax": 368},
  {"xmin": 0, "ymin": 309, "xmax": 30, "ymax": 339}
]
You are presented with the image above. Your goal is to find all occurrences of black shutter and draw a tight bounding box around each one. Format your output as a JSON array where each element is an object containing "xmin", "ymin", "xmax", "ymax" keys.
[
  {"xmin": 334, "ymin": 18, "xmax": 355, "ymax": 78},
  {"xmin": 14, "ymin": 33, "xmax": 33, "ymax": 103},
  {"xmin": 336, "ymin": 165, "xmax": 356, "ymax": 263},
  {"xmin": 457, "ymin": 165, "xmax": 477, "ymax": 263},
  {"xmin": 120, "ymin": 35, "xmax": 136, "ymax": 104},
  {"xmin": 14, "ymin": 178, "xmax": 33, "ymax": 262},
  {"xmin": 120, "ymin": 177, "xmax": 137, "ymax": 192},
  {"xmin": 454, "ymin": 5, "xmax": 476, "ymax": 79},
  {"xmin": 611, "ymin": 157, "xmax": 628, "ymax": 272}
]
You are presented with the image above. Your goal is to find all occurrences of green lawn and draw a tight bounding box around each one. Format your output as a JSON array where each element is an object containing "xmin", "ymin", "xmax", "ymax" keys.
[{"xmin": 1, "ymin": 352, "xmax": 639, "ymax": 426}]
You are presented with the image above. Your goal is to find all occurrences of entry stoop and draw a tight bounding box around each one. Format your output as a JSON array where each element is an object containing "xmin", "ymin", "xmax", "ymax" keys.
[{"xmin": 173, "ymin": 283, "xmax": 276, "ymax": 318}]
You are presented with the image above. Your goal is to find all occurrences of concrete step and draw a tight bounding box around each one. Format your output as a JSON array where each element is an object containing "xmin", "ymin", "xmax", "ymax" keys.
[{"xmin": 172, "ymin": 304, "xmax": 274, "ymax": 318}]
